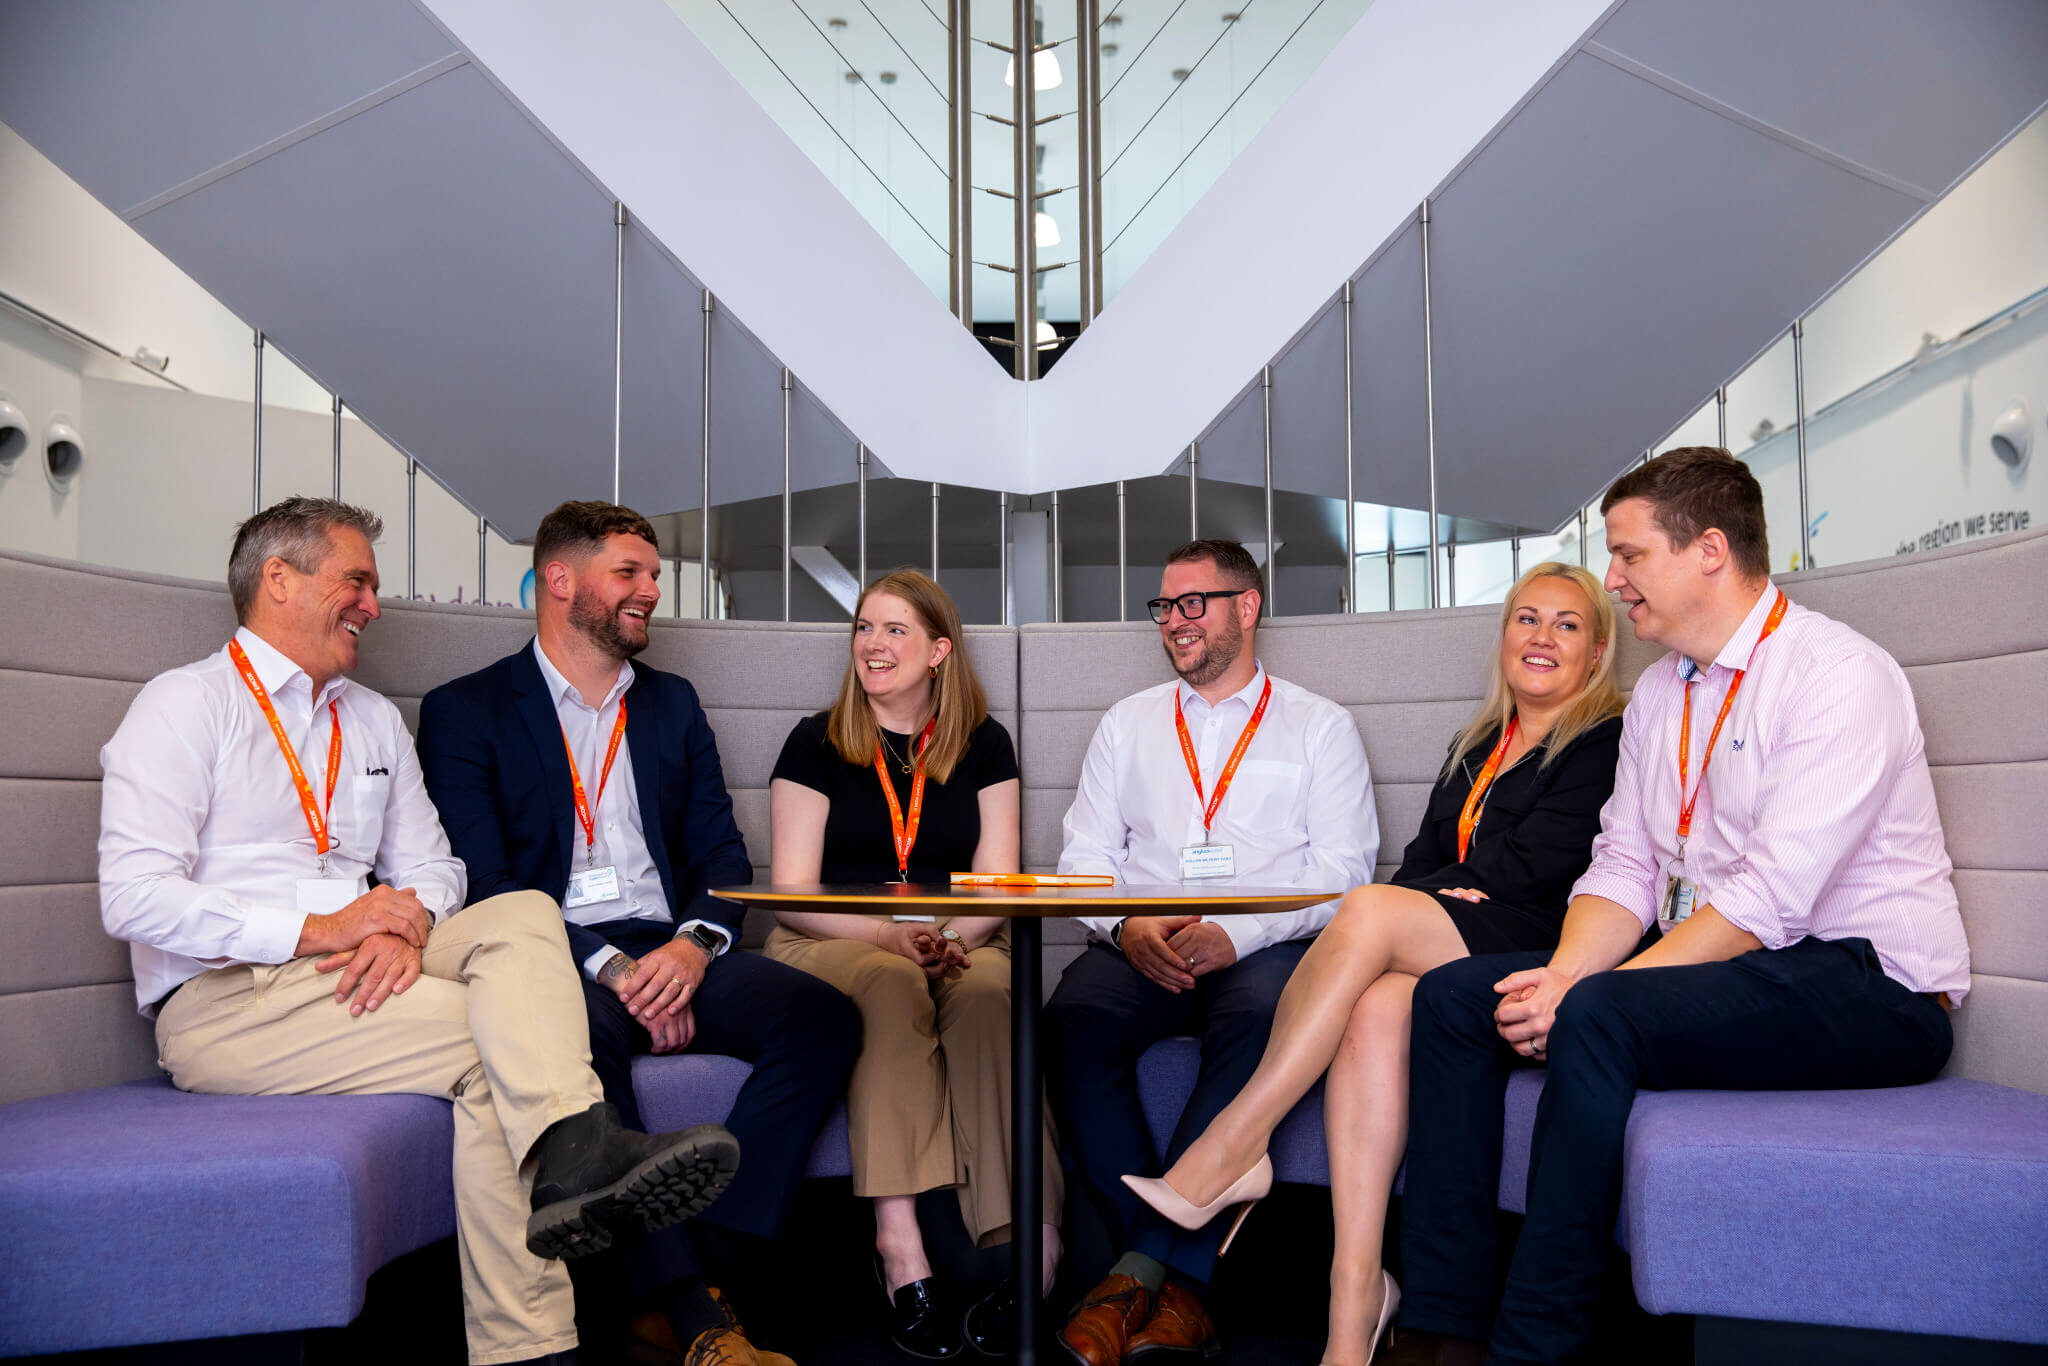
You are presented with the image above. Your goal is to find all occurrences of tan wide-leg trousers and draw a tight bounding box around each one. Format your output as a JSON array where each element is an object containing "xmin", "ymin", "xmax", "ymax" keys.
[
  {"xmin": 764, "ymin": 920, "xmax": 1062, "ymax": 1247},
  {"xmin": 155, "ymin": 890, "xmax": 604, "ymax": 1364}
]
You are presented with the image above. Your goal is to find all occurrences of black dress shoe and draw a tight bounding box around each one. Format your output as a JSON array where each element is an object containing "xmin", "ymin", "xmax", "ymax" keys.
[
  {"xmin": 526, "ymin": 1102, "xmax": 740, "ymax": 1260},
  {"xmin": 961, "ymin": 1281, "xmax": 1015, "ymax": 1357},
  {"xmin": 876, "ymin": 1254, "xmax": 965, "ymax": 1360}
]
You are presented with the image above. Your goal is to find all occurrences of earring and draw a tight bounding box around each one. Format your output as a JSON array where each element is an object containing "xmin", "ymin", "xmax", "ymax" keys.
[{"xmin": 928, "ymin": 664, "xmax": 939, "ymax": 679}]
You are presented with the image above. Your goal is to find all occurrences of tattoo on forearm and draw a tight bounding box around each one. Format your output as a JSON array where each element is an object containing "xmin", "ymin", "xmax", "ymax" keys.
[{"xmin": 598, "ymin": 954, "xmax": 637, "ymax": 989}]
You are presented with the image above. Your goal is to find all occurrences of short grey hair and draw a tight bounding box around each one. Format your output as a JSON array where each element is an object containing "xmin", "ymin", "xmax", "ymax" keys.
[{"xmin": 228, "ymin": 497, "xmax": 384, "ymax": 623}]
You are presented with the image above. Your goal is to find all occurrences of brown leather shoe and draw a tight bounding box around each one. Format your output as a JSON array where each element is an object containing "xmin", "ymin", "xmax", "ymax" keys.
[
  {"xmin": 1057, "ymin": 1274, "xmax": 1155, "ymax": 1366},
  {"xmin": 629, "ymin": 1292, "xmax": 797, "ymax": 1366},
  {"xmin": 1125, "ymin": 1283, "xmax": 1219, "ymax": 1362}
]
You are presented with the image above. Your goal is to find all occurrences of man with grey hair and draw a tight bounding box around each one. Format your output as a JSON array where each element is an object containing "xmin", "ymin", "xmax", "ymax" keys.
[{"xmin": 98, "ymin": 496, "xmax": 739, "ymax": 1366}]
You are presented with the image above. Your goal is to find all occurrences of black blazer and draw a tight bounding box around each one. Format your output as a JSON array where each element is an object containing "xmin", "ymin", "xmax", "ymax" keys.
[
  {"xmin": 1392, "ymin": 713, "xmax": 1624, "ymax": 925},
  {"xmin": 415, "ymin": 642, "xmax": 753, "ymax": 968}
]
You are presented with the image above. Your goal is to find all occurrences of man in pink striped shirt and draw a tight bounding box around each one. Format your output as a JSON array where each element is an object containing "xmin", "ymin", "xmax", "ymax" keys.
[{"xmin": 1384, "ymin": 448, "xmax": 1970, "ymax": 1366}]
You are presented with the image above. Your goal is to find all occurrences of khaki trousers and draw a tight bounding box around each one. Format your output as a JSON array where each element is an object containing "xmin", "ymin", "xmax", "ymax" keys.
[
  {"xmin": 764, "ymin": 920, "xmax": 1062, "ymax": 1247},
  {"xmin": 156, "ymin": 890, "xmax": 603, "ymax": 1364}
]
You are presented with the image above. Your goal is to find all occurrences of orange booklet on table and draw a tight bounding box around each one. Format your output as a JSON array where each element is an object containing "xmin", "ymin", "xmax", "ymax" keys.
[{"xmin": 948, "ymin": 873, "xmax": 1116, "ymax": 887}]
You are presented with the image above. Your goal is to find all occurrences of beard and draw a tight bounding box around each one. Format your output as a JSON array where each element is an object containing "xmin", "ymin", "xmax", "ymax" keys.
[
  {"xmin": 569, "ymin": 584, "xmax": 649, "ymax": 660},
  {"xmin": 1167, "ymin": 614, "xmax": 1243, "ymax": 687}
]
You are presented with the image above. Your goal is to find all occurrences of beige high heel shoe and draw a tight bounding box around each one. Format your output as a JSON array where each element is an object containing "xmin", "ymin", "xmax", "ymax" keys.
[
  {"xmin": 1319, "ymin": 1270, "xmax": 1401, "ymax": 1366},
  {"xmin": 1119, "ymin": 1154, "xmax": 1273, "ymax": 1254}
]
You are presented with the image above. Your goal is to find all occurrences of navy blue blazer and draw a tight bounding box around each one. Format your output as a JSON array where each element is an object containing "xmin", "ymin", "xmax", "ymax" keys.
[{"xmin": 415, "ymin": 641, "xmax": 753, "ymax": 969}]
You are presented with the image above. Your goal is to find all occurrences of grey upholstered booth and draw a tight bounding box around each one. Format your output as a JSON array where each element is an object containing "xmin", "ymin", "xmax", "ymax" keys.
[{"xmin": 2, "ymin": 531, "xmax": 2045, "ymax": 1355}]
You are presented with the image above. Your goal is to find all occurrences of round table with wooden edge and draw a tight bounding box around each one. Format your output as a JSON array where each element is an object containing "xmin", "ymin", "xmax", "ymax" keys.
[{"xmin": 713, "ymin": 882, "xmax": 1342, "ymax": 1365}]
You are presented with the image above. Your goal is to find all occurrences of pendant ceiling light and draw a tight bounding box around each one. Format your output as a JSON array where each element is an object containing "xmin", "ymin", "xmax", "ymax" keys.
[{"xmin": 1004, "ymin": 49, "xmax": 1064, "ymax": 90}]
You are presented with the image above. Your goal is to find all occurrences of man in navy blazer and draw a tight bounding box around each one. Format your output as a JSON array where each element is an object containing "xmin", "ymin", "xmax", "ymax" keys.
[{"xmin": 419, "ymin": 501, "xmax": 859, "ymax": 1365}]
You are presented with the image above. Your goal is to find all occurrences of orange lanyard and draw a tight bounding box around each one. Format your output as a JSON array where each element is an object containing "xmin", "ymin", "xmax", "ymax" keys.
[
  {"xmin": 875, "ymin": 718, "xmax": 938, "ymax": 881},
  {"xmin": 228, "ymin": 640, "xmax": 342, "ymax": 872},
  {"xmin": 564, "ymin": 703, "xmax": 628, "ymax": 867},
  {"xmin": 1174, "ymin": 676, "xmax": 1273, "ymax": 842},
  {"xmin": 1677, "ymin": 591, "xmax": 1789, "ymax": 850},
  {"xmin": 1457, "ymin": 716, "xmax": 1518, "ymax": 862}
]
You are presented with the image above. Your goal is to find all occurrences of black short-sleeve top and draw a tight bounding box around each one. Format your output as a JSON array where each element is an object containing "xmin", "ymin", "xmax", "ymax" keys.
[{"xmin": 770, "ymin": 712, "xmax": 1020, "ymax": 883}]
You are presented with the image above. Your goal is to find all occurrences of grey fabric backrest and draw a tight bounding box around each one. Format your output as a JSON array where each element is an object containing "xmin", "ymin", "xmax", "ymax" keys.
[{"xmin": 1, "ymin": 530, "xmax": 2041, "ymax": 1104}]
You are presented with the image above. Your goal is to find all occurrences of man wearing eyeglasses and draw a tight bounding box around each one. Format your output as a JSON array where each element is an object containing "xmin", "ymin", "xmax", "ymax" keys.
[{"xmin": 1045, "ymin": 539, "xmax": 1378, "ymax": 1365}]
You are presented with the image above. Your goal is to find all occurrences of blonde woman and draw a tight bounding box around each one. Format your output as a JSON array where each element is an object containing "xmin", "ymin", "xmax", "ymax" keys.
[
  {"xmin": 767, "ymin": 570, "xmax": 1061, "ymax": 1360},
  {"xmin": 1122, "ymin": 563, "xmax": 1627, "ymax": 1366}
]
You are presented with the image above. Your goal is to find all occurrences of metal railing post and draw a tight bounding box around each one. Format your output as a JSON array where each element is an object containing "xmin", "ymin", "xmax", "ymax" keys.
[
  {"xmin": 1385, "ymin": 508, "xmax": 1396, "ymax": 610},
  {"xmin": 251, "ymin": 330, "xmax": 264, "ymax": 513},
  {"xmin": 700, "ymin": 289, "xmax": 714, "ymax": 619},
  {"xmin": 1116, "ymin": 479, "xmax": 1127, "ymax": 621},
  {"xmin": 1261, "ymin": 364, "xmax": 1275, "ymax": 616},
  {"xmin": 1420, "ymin": 200, "xmax": 1441, "ymax": 608},
  {"xmin": 781, "ymin": 367, "xmax": 794, "ymax": 621},
  {"xmin": 407, "ymin": 457, "xmax": 418, "ymax": 600},
  {"xmin": 1447, "ymin": 521, "xmax": 1457, "ymax": 608},
  {"xmin": 857, "ymin": 443, "xmax": 870, "ymax": 588},
  {"xmin": 330, "ymin": 395, "xmax": 343, "ymax": 500},
  {"xmin": 1187, "ymin": 443, "xmax": 1199, "ymax": 538},
  {"xmin": 930, "ymin": 482, "xmax": 942, "ymax": 579},
  {"xmin": 998, "ymin": 491, "xmax": 1011, "ymax": 625},
  {"xmin": 477, "ymin": 516, "xmax": 487, "ymax": 605},
  {"xmin": 1075, "ymin": 0, "xmax": 1104, "ymax": 327},
  {"xmin": 1578, "ymin": 507, "xmax": 1588, "ymax": 568},
  {"xmin": 673, "ymin": 557, "xmax": 683, "ymax": 618},
  {"xmin": 1511, "ymin": 534, "xmax": 1522, "ymax": 581},
  {"xmin": 947, "ymin": 0, "xmax": 974, "ymax": 329},
  {"xmin": 1341, "ymin": 279, "xmax": 1356, "ymax": 612},
  {"xmin": 1793, "ymin": 318, "xmax": 1811, "ymax": 569},
  {"xmin": 1010, "ymin": 0, "xmax": 1039, "ymax": 380},
  {"xmin": 612, "ymin": 201, "xmax": 627, "ymax": 504},
  {"xmin": 1716, "ymin": 385, "xmax": 1728, "ymax": 449},
  {"xmin": 1050, "ymin": 488, "xmax": 1063, "ymax": 622}
]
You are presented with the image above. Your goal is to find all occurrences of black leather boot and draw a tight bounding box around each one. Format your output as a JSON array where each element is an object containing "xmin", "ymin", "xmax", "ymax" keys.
[
  {"xmin": 961, "ymin": 1280, "xmax": 1016, "ymax": 1358},
  {"xmin": 525, "ymin": 1102, "xmax": 740, "ymax": 1260}
]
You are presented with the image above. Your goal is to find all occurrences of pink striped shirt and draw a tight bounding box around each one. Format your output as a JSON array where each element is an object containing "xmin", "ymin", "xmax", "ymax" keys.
[{"xmin": 1572, "ymin": 586, "xmax": 1971, "ymax": 1002}]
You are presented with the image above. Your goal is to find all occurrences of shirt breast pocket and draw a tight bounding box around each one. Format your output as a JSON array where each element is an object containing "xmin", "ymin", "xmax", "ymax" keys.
[
  {"xmin": 338, "ymin": 774, "xmax": 391, "ymax": 858},
  {"xmin": 1230, "ymin": 759, "xmax": 1306, "ymax": 829}
]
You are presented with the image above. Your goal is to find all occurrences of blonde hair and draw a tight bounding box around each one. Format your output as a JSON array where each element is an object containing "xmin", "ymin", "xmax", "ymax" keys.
[
  {"xmin": 1444, "ymin": 562, "xmax": 1626, "ymax": 778},
  {"xmin": 827, "ymin": 570, "xmax": 989, "ymax": 784}
]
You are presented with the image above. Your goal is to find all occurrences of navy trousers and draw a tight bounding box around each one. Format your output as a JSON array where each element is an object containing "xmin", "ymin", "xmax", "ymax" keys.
[
  {"xmin": 1044, "ymin": 938, "xmax": 1312, "ymax": 1290},
  {"xmin": 574, "ymin": 920, "xmax": 861, "ymax": 1298},
  {"xmin": 1398, "ymin": 936, "xmax": 1952, "ymax": 1364}
]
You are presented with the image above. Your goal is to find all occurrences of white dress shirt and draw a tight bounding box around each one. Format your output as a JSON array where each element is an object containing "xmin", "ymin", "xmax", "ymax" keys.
[
  {"xmin": 99, "ymin": 627, "xmax": 466, "ymax": 1014},
  {"xmin": 1572, "ymin": 587, "xmax": 1971, "ymax": 1001},
  {"xmin": 1060, "ymin": 662, "xmax": 1379, "ymax": 960},
  {"xmin": 531, "ymin": 641, "xmax": 732, "ymax": 977}
]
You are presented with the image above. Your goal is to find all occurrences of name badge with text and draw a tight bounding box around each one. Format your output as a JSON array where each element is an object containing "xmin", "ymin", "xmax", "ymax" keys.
[
  {"xmin": 1659, "ymin": 858, "xmax": 1698, "ymax": 929},
  {"xmin": 565, "ymin": 864, "xmax": 622, "ymax": 910},
  {"xmin": 1179, "ymin": 843, "xmax": 1236, "ymax": 881}
]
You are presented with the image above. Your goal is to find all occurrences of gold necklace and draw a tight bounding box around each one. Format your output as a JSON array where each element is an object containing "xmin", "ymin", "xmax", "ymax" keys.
[{"xmin": 878, "ymin": 728, "xmax": 916, "ymax": 775}]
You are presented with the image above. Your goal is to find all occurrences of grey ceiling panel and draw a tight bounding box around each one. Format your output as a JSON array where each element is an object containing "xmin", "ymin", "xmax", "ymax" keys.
[
  {"xmin": 1351, "ymin": 222, "xmax": 1432, "ymax": 515},
  {"xmin": 619, "ymin": 220, "xmax": 706, "ymax": 520},
  {"xmin": 1192, "ymin": 374, "xmax": 1266, "ymax": 491},
  {"xmin": 1427, "ymin": 52, "xmax": 1921, "ymax": 532},
  {"xmin": 126, "ymin": 65, "xmax": 617, "ymax": 540},
  {"xmin": 706, "ymin": 308, "xmax": 784, "ymax": 508},
  {"xmin": 1267, "ymin": 298, "xmax": 1349, "ymax": 502},
  {"xmin": 791, "ymin": 382, "xmax": 860, "ymax": 495},
  {"xmin": 1593, "ymin": 0, "xmax": 2048, "ymax": 199},
  {"xmin": 0, "ymin": 0, "xmax": 457, "ymax": 214}
]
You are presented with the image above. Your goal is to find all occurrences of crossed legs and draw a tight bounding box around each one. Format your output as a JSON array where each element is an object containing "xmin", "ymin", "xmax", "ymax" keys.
[{"xmin": 1152, "ymin": 884, "xmax": 1467, "ymax": 1364}]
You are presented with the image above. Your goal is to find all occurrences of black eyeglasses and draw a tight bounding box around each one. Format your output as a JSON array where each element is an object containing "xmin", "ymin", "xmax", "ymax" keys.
[{"xmin": 1146, "ymin": 590, "xmax": 1249, "ymax": 625}]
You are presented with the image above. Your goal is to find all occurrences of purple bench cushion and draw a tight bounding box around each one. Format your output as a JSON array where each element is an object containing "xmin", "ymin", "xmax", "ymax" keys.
[
  {"xmin": 1623, "ymin": 1078, "xmax": 2048, "ymax": 1344},
  {"xmin": 0, "ymin": 1077, "xmax": 455, "ymax": 1356},
  {"xmin": 631, "ymin": 1054, "xmax": 852, "ymax": 1178}
]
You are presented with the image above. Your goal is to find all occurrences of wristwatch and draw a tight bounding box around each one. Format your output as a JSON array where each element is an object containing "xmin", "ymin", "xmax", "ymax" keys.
[
  {"xmin": 1109, "ymin": 918, "xmax": 1128, "ymax": 950},
  {"xmin": 677, "ymin": 922, "xmax": 724, "ymax": 956}
]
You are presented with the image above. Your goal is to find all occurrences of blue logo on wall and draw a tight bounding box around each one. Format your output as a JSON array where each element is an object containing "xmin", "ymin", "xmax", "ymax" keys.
[{"xmin": 519, "ymin": 569, "xmax": 535, "ymax": 610}]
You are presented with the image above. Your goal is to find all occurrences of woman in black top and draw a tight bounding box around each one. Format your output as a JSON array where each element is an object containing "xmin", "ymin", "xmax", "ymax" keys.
[
  {"xmin": 1121, "ymin": 563, "xmax": 1626, "ymax": 1366},
  {"xmin": 766, "ymin": 570, "xmax": 1059, "ymax": 1360}
]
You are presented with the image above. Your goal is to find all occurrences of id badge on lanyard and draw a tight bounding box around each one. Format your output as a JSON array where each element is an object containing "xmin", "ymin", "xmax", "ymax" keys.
[
  {"xmin": 1659, "ymin": 854, "xmax": 1698, "ymax": 929},
  {"xmin": 563, "ymin": 705, "xmax": 627, "ymax": 910},
  {"xmin": 1174, "ymin": 679, "xmax": 1270, "ymax": 882}
]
